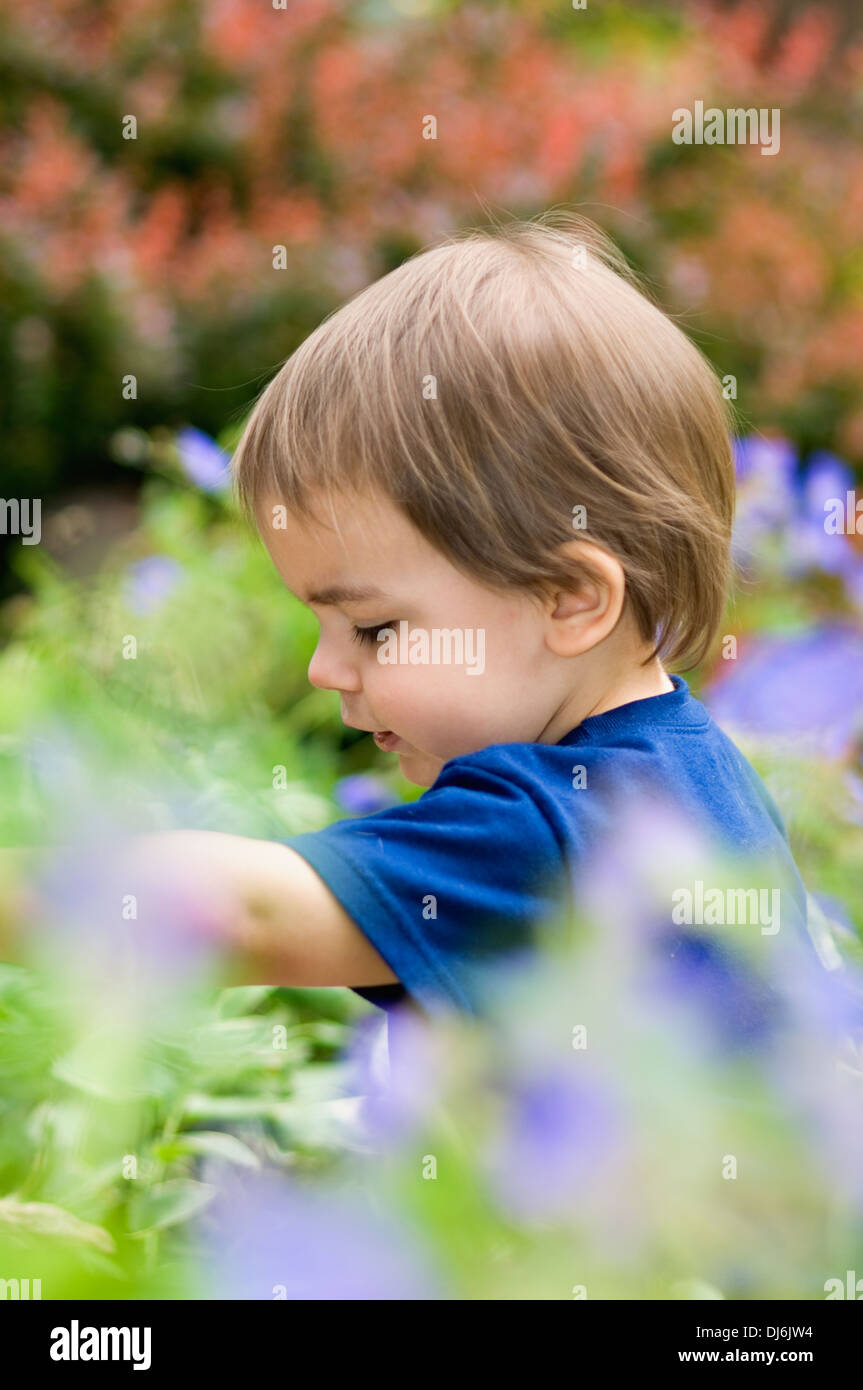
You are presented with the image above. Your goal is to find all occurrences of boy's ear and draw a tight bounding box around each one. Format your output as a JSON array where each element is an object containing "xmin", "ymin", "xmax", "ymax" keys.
[{"xmin": 543, "ymin": 540, "xmax": 626, "ymax": 657}]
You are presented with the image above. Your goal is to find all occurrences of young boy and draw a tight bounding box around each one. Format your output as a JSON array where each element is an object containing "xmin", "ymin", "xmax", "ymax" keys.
[{"xmin": 123, "ymin": 214, "xmax": 818, "ymax": 1026}]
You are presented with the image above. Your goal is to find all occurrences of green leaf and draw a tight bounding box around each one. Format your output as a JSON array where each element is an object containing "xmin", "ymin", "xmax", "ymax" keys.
[
  {"xmin": 128, "ymin": 1179, "xmax": 216, "ymax": 1234},
  {"xmin": 216, "ymin": 985, "xmax": 273, "ymax": 1018},
  {"xmin": 185, "ymin": 1017, "xmax": 276, "ymax": 1068},
  {"xmin": 51, "ymin": 1027, "xmax": 175, "ymax": 1101},
  {"xmin": 0, "ymin": 1197, "xmax": 116, "ymax": 1253},
  {"xmin": 292, "ymin": 1021, "xmax": 348, "ymax": 1048},
  {"xmin": 171, "ymin": 1131, "xmax": 261, "ymax": 1169},
  {"xmin": 179, "ymin": 1092, "xmax": 282, "ymax": 1123}
]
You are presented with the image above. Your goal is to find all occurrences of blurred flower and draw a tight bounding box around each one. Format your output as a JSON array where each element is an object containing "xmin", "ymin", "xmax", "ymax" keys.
[
  {"xmin": 810, "ymin": 888, "xmax": 859, "ymax": 942},
  {"xmin": 650, "ymin": 928, "xmax": 788, "ymax": 1059},
  {"xmin": 571, "ymin": 796, "xmax": 794, "ymax": 1063},
  {"xmin": 801, "ymin": 450, "xmax": 856, "ymax": 526},
  {"xmin": 733, "ymin": 435, "xmax": 798, "ymax": 490},
  {"xmin": 731, "ymin": 437, "xmax": 863, "ymax": 605},
  {"xmin": 785, "ymin": 450, "xmax": 860, "ymax": 580},
  {"xmin": 124, "ymin": 554, "xmax": 183, "ymax": 616},
  {"xmin": 343, "ymin": 1005, "xmax": 446, "ymax": 1147},
  {"xmin": 176, "ymin": 426, "xmax": 231, "ymax": 492},
  {"xmin": 195, "ymin": 1165, "xmax": 446, "ymax": 1299},
  {"xmin": 786, "ymin": 513, "xmax": 850, "ymax": 579},
  {"xmin": 763, "ymin": 938, "xmax": 863, "ymax": 1211},
  {"xmin": 333, "ymin": 773, "xmax": 399, "ymax": 815},
  {"xmin": 777, "ymin": 925, "xmax": 863, "ymax": 1048},
  {"xmin": 731, "ymin": 436, "xmax": 799, "ymax": 569},
  {"xmin": 705, "ymin": 624, "xmax": 863, "ymax": 757},
  {"xmin": 482, "ymin": 1060, "xmax": 627, "ymax": 1224}
]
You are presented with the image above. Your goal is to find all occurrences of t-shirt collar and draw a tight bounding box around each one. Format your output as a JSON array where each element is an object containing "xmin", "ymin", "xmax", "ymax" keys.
[{"xmin": 556, "ymin": 674, "xmax": 708, "ymax": 746}]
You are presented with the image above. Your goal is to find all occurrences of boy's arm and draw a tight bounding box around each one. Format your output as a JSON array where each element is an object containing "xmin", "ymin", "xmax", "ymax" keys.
[
  {"xmin": 1, "ymin": 832, "xmax": 400, "ymax": 990},
  {"xmin": 134, "ymin": 830, "xmax": 401, "ymax": 989}
]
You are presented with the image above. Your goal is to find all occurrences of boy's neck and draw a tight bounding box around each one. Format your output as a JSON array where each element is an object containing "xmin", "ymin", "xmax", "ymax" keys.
[{"xmin": 541, "ymin": 657, "xmax": 675, "ymax": 745}]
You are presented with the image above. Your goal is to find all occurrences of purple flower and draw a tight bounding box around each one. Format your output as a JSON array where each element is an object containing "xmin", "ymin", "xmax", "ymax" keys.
[
  {"xmin": 334, "ymin": 774, "xmax": 399, "ymax": 816},
  {"xmin": 124, "ymin": 554, "xmax": 183, "ymax": 616},
  {"xmin": 705, "ymin": 624, "xmax": 863, "ymax": 756},
  {"xmin": 781, "ymin": 450, "xmax": 860, "ymax": 580},
  {"xmin": 762, "ymin": 959, "xmax": 863, "ymax": 1212},
  {"xmin": 785, "ymin": 514, "xmax": 852, "ymax": 579},
  {"xmin": 733, "ymin": 435, "xmax": 798, "ymax": 488},
  {"xmin": 801, "ymin": 451, "xmax": 856, "ymax": 527},
  {"xmin": 176, "ymin": 426, "xmax": 231, "ymax": 492},
  {"xmin": 731, "ymin": 437, "xmax": 863, "ymax": 602},
  {"xmin": 810, "ymin": 890, "xmax": 858, "ymax": 942},
  {"xmin": 193, "ymin": 1166, "xmax": 446, "ymax": 1299},
  {"xmin": 650, "ymin": 928, "xmax": 787, "ymax": 1059},
  {"xmin": 731, "ymin": 436, "xmax": 799, "ymax": 570},
  {"xmin": 343, "ymin": 1006, "xmax": 445, "ymax": 1147},
  {"xmin": 483, "ymin": 1062, "xmax": 627, "ymax": 1223}
]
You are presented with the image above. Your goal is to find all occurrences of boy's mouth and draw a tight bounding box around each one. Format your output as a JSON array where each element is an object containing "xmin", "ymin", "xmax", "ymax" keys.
[
  {"xmin": 342, "ymin": 715, "xmax": 406, "ymax": 752},
  {"xmin": 372, "ymin": 730, "xmax": 402, "ymax": 751}
]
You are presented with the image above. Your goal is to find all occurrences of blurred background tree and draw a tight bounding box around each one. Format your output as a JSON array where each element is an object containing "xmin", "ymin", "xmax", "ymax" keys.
[{"xmin": 2, "ymin": 0, "xmax": 863, "ymax": 588}]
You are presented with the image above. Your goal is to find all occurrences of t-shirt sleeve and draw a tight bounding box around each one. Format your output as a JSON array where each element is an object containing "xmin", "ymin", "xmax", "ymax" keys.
[{"xmin": 280, "ymin": 756, "xmax": 567, "ymax": 1015}]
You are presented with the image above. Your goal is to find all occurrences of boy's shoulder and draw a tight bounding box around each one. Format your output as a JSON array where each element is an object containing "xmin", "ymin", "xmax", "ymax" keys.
[
  {"xmin": 429, "ymin": 673, "xmax": 798, "ymax": 873},
  {"xmin": 429, "ymin": 674, "xmax": 716, "ymax": 814}
]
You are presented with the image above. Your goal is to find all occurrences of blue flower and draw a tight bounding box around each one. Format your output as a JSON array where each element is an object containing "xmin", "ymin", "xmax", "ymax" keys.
[
  {"xmin": 124, "ymin": 554, "xmax": 183, "ymax": 616},
  {"xmin": 483, "ymin": 1062, "xmax": 627, "ymax": 1222},
  {"xmin": 344, "ymin": 1006, "xmax": 445, "ymax": 1147},
  {"xmin": 762, "ymin": 939, "xmax": 863, "ymax": 1211},
  {"xmin": 731, "ymin": 436, "xmax": 799, "ymax": 571},
  {"xmin": 780, "ymin": 450, "xmax": 861, "ymax": 580},
  {"xmin": 801, "ymin": 450, "xmax": 855, "ymax": 527},
  {"xmin": 334, "ymin": 773, "xmax": 398, "ymax": 815},
  {"xmin": 652, "ymin": 928, "xmax": 786, "ymax": 1058},
  {"xmin": 704, "ymin": 624, "xmax": 863, "ymax": 756},
  {"xmin": 176, "ymin": 426, "xmax": 231, "ymax": 492},
  {"xmin": 733, "ymin": 435, "xmax": 798, "ymax": 487},
  {"xmin": 194, "ymin": 1166, "xmax": 446, "ymax": 1299},
  {"xmin": 731, "ymin": 436, "xmax": 863, "ymax": 603}
]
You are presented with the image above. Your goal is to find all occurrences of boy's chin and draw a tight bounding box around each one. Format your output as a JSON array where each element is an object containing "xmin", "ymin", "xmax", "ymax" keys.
[{"xmin": 398, "ymin": 748, "xmax": 444, "ymax": 788}]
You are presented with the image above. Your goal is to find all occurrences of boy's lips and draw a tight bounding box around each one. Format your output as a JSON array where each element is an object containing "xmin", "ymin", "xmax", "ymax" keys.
[
  {"xmin": 372, "ymin": 730, "xmax": 402, "ymax": 751},
  {"xmin": 342, "ymin": 717, "xmax": 406, "ymax": 752}
]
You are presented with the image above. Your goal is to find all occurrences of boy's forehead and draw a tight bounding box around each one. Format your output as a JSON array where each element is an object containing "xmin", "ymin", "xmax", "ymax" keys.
[{"xmin": 258, "ymin": 488, "xmax": 439, "ymax": 598}]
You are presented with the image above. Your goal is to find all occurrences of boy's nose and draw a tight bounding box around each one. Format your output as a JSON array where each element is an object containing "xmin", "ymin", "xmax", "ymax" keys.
[{"xmin": 307, "ymin": 643, "xmax": 361, "ymax": 695}]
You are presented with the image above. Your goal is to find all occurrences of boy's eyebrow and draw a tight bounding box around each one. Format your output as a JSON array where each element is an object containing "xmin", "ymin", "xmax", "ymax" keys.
[{"xmin": 304, "ymin": 583, "xmax": 390, "ymax": 606}]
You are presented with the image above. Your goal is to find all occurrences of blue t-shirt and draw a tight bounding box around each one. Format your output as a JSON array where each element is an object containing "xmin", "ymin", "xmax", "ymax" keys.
[{"xmin": 282, "ymin": 676, "xmax": 835, "ymax": 1026}]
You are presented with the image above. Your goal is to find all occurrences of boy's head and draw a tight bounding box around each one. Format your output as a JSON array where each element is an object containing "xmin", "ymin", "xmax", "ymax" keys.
[{"xmin": 232, "ymin": 211, "xmax": 735, "ymax": 787}]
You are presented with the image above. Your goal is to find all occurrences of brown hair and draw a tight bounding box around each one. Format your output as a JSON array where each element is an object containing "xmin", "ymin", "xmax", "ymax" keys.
[{"xmin": 231, "ymin": 209, "xmax": 735, "ymax": 668}]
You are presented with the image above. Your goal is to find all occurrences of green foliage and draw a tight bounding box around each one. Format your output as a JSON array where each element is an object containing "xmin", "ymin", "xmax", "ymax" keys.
[{"xmin": 0, "ymin": 956, "xmax": 367, "ymax": 1297}]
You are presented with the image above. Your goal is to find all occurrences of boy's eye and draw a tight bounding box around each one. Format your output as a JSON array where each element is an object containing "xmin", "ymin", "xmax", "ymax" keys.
[{"xmin": 351, "ymin": 621, "xmax": 397, "ymax": 646}]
